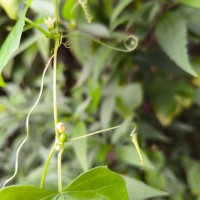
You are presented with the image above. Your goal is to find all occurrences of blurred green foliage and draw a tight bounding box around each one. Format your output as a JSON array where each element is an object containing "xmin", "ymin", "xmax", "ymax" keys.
[{"xmin": 0, "ymin": 0, "xmax": 200, "ymax": 199}]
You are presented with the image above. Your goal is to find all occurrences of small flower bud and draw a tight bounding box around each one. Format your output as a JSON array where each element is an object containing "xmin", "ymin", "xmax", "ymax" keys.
[
  {"xmin": 59, "ymin": 134, "xmax": 67, "ymax": 143},
  {"xmin": 44, "ymin": 17, "xmax": 55, "ymax": 30},
  {"xmin": 56, "ymin": 122, "xmax": 65, "ymax": 133}
]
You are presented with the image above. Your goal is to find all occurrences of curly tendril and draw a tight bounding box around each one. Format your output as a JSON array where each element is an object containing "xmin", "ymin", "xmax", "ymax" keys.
[
  {"xmin": 65, "ymin": 31, "xmax": 138, "ymax": 52},
  {"xmin": 124, "ymin": 35, "xmax": 138, "ymax": 51},
  {"xmin": 78, "ymin": 0, "xmax": 93, "ymax": 24},
  {"xmin": 62, "ymin": 41, "xmax": 71, "ymax": 48},
  {"xmin": 2, "ymin": 55, "xmax": 54, "ymax": 188}
]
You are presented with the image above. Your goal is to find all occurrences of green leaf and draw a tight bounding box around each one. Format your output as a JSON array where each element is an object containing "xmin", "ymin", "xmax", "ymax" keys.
[
  {"xmin": 117, "ymin": 145, "xmax": 155, "ymax": 170},
  {"xmin": 73, "ymin": 97, "xmax": 91, "ymax": 119},
  {"xmin": 70, "ymin": 121, "xmax": 88, "ymax": 171},
  {"xmin": 138, "ymin": 121, "xmax": 170, "ymax": 142},
  {"xmin": 0, "ymin": 0, "xmax": 19, "ymax": 19},
  {"xmin": 155, "ymin": 11, "xmax": 197, "ymax": 76},
  {"xmin": 0, "ymin": 74, "xmax": 6, "ymax": 87},
  {"xmin": 64, "ymin": 166, "xmax": 129, "ymax": 200},
  {"xmin": 62, "ymin": 0, "xmax": 75, "ymax": 21},
  {"xmin": 0, "ymin": 186, "xmax": 56, "ymax": 200},
  {"xmin": 110, "ymin": 0, "xmax": 133, "ymax": 29},
  {"xmin": 149, "ymin": 78, "xmax": 178, "ymax": 126},
  {"xmin": 0, "ymin": 167, "xmax": 128, "ymax": 199},
  {"xmin": 117, "ymin": 83, "xmax": 143, "ymax": 115},
  {"xmin": 0, "ymin": 0, "xmax": 32, "ymax": 73},
  {"xmin": 182, "ymin": 157, "xmax": 200, "ymax": 196},
  {"xmin": 69, "ymin": 31, "xmax": 93, "ymax": 66},
  {"xmin": 179, "ymin": 0, "xmax": 200, "ymax": 9},
  {"xmin": 79, "ymin": 23, "xmax": 110, "ymax": 38},
  {"xmin": 30, "ymin": 0, "xmax": 54, "ymax": 16},
  {"xmin": 123, "ymin": 175, "xmax": 168, "ymax": 200},
  {"xmin": 179, "ymin": 6, "xmax": 200, "ymax": 37},
  {"xmin": 77, "ymin": 46, "xmax": 112, "ymax": 86},
  {"xmin": 100, "ymin": 84, "xmax": 116, "ymax": 128}
]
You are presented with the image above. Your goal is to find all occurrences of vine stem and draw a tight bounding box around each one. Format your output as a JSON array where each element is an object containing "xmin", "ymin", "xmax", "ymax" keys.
[
  {"xmin": 68, "ymin": 123, "xmax": 134, "ymax": 141},
  {"xmin": 25, "ymin": 18, "xmax": 50, "ymax": 37},
  {"xmin": 53, "ymin": 37, "xmax": 60, "ymax": 140},
  {"xmin": 58, "ymin": 146, "xmax": 64, "ymax": 192},
  {"xmin": 62, "ymin": 32, "xmax": 138, "ymax": 52},
  {"xmin": 40, "ymin": 35, "xmax": 60, "ymax": 189},
  {"xmin": 40, "ymin": 142, "xmax": 56, "ymax": 188}
]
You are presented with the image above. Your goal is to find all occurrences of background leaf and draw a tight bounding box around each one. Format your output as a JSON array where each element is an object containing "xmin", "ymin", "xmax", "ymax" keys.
[
  {"xmin": 62, "ymin": 0, "xmax": 75, "ymax": 21},
  {"xmin": 70, "ymin": 121, "xmax": 88, "ymax": 171},
  {"xmin": 155, "ymin": 11, "xmax": 196, "ymax": 76},
  {"xmin": 110, "ymin": 0, "xmax": 133, "ymax": 29},
  {"xmin": 0, "ymin": 0, "xmax": 19, "ymax": 19},
  {"xmin": 179, "ymin": 0, "xmax": 200, "ymax": 9},
  {"xmin": 0, "ymin": 0, "xmax": 31, "ymax": 73},
  {"xmin": 0, "ymin": 74, "xmax": 5, "ymax": 87},
  {"xmin": 123, "ymin": 175, "xmax": 168, "ymax": 200}
]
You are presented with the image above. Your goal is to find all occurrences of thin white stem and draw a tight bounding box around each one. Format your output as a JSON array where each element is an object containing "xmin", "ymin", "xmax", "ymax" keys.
[{"xmin": 2, "ymin": 55, "xmax": 54, "ymax": 188}]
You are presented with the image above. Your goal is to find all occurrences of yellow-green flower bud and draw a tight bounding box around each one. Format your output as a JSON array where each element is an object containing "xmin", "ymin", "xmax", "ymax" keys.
[{"xmin": 59, "ymin": 134, "xmax": 67, "ymax": 143}]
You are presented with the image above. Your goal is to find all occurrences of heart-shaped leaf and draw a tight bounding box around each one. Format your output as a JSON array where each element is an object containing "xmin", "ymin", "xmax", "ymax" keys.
[
  {"xmin": 0, "ymin": 186, "xmax": 56, "ymax": 200},
  {"xmin": 0, "ymin": 166, "xmax": 128, "ymax": 199},
  {"xmin": 63, "ymin": 166, "xmax": 129, "ymax": 199}
]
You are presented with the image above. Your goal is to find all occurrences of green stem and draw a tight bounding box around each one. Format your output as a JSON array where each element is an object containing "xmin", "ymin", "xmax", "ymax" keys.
[
  {"xmin": 40, "ymin": 142, "xmax": 56, "ymax": 188},
  {"xmin": 69, "ymin": 123, "xmax": 134, "ymax": 141},
  {"xmin": 25, "ymin": 18, "xmax": 50, "ymax": 37},
  {"xmin": 53, "ymin": 38, "xmax": 60, "ymax": 140},
  {"xmin": 54, "ymin": 0, "xmax": 59, "ymax": 30},
  {"xmin": 57, "ymin": 146, "xmax": 64, "ymax": 192},
  {"xmin": 65, "ymin": 31, "xmax": 138, "ymax": 52}
]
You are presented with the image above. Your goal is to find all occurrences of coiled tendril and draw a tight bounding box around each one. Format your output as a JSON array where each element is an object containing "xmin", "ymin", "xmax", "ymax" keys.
[
  {"xmin": 2, "ymin": 55, "xmax": 54, "ymax": 188},
  {"xmin": 124, "ymin": 35, "xmax": 138, "ymax": 51},
  {"xmin": 66, "ymin": 31, "xmax": 138, "ymax": 52}
]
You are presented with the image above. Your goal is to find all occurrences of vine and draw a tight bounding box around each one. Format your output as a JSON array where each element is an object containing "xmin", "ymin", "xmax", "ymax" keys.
[{"xmin": 2, "ymin": 0, "xmax": 141, "ymax": 193}]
